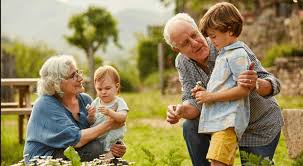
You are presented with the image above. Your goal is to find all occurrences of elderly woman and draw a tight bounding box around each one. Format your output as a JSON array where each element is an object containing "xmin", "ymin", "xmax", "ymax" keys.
[{"xmin": 24, "ymin": 55, "xmax": 126, "ymax": 163}]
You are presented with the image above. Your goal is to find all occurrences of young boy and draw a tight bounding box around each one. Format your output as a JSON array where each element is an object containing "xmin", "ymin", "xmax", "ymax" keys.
[{"xmin": 194, "ymin": 2, "xmax": 252, "ymax": 166}]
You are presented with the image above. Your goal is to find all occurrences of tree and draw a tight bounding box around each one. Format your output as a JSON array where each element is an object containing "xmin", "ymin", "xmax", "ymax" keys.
[
  {"xmin": 1, "ymin": 38, "xmax": 55, "ymax": 78},
  {"xmin": 65, "ymin": 6, "xmax": 120, "ymax": 96}
]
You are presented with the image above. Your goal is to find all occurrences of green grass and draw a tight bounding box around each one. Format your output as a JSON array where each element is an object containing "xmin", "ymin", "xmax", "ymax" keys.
[
  {"xmin": 1, "ymin": 91, "xmax": 302, "ymax": 165},
  {"xmin": 1, "ymin": 115, "xmax": 25, "ymax": 166}
]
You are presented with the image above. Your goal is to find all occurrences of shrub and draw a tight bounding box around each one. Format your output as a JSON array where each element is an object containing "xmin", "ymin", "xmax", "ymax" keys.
[
  {"xmin": 262, "ymin": 44, "xmax": 303, "ymax": 67},
  {"xmin": 120, "ymin": 69, "xmax": 140, "ymax": 92}
]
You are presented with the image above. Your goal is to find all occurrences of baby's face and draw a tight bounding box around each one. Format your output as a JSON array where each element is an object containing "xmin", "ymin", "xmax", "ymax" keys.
[{"xmin": 94, "ymin": 77, "xmax": 119, "ymax": 103}]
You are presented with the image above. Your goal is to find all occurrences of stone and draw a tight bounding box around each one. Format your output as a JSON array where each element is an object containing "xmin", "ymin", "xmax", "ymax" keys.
[{"xmin": 282, "ymin": 109, "xmax": 303, "ymax": 159}]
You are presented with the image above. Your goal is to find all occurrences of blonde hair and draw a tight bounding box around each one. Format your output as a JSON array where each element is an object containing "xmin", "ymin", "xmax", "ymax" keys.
[
  {"xmin": 199, "ymin": 2, "xmax": 243, "ymax": 37},
  {"xmin": 163, "ymin": 13, "xmax": 199, "ymax": 48},
  {"xmin": 94, "ymin": 65, "xmax": 120, "ymax": 92},
  {"xmin": 37, "ymin": 55, "xmax": 77, "ymax": 97}
]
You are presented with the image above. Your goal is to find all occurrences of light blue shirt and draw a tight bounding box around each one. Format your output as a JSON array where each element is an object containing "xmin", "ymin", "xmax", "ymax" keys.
[
  {"xmin": 91, "ymin": 96, "xmax": 129, "ymax": 151},
  {"xmin": 24, "ymin": 93, "xmax": 92, "ymax": 163},
  {"xmin": 198, "ymin": 41, "xmax": 251, "ymax": 139}
]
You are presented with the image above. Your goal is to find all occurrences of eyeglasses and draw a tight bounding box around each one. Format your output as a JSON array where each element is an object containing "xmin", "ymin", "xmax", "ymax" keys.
[{"xmin": 67, "ymin": 70, "xmax": 83, "ymax": 81}]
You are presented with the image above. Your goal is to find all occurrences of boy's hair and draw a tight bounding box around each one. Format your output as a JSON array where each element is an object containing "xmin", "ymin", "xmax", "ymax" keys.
[
  {"xmin": 94, "ymin": 65, "xmax": 120, "ymax": 89},
  {"xmin": 199, "ymin": 2, "xmax": 243, "ymax": 37}
]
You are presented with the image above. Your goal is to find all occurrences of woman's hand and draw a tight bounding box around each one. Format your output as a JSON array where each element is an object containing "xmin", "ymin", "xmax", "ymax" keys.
[
  {"xmin": 238, "ymin": 70, "xmax": 258, "ymax": 90},
  {"xmin": 106, "ymin": 117, "xmax": 125, "ymax": 130},
  {"xmin": 111, "ymin": 142, "xmax": 126, "ymax": 157},
  {"xmin": 87, "ymin": 106, "xmax": 96, "ymax": 124}
]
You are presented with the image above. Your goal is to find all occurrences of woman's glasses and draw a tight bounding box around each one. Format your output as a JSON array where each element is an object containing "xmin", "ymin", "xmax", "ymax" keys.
[{"xmin": 67, "ymin": 70, "xmax": 83, "ymax": 81}]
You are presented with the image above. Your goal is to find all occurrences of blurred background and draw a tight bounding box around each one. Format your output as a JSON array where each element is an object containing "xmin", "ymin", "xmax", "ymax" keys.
[{"xmin": 1, "ymin": 0, "xmax": 303, "ymax": 165}]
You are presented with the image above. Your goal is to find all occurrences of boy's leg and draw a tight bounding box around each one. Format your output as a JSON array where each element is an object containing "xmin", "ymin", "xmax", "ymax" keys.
[
  {"xmin": 239, "ymin": 131, "xmax": 280, "ymax": 165},
  {"xmin": 207, "ymin": 128, "xmax": 238, "ymax": 166},
  {"xmin": 183, "ymin": 119, "xmax": 211, "ymax": 166}
]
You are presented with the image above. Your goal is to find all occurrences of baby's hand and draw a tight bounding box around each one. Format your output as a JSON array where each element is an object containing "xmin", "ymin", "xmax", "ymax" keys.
[{"xmin": 99, "ymin": 106, "xmax": 110, "ymax": 116}]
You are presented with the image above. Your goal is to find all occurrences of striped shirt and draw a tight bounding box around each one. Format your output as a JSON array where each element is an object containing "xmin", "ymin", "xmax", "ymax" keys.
[{"xmin": 176, "ymin": 39, "xmax": 283, "ymax": 146}]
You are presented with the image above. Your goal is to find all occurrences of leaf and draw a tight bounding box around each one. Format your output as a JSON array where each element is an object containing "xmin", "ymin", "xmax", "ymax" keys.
[{"xmin": 64, "ymin": 146, "xmax": 81, "ymax": 166}]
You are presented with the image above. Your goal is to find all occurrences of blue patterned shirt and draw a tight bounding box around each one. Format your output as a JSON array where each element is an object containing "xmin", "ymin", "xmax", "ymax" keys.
[
  {"xmin": 198, "ymin": 41, "xmax": 250, "ymax": 140},
  {"xmin": 176, "ymin": 38, "xmax": 283, "ymax": 146}
]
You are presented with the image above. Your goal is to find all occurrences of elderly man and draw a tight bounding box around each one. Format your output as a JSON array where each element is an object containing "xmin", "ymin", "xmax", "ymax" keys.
[{"xmin": 163, "ymin": 13, "xmax": 283, "ymax": 166}]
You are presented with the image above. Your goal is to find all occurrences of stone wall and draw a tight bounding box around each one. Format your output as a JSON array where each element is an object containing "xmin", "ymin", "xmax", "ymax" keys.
[
  {"xmin": 166, "ymin": 57, "xmax": 303, "ymax": 96},
  {"xmin": 240, "ymin": 9, "xmax": 303, "ymax": 59},
  {"xmin": 267, "ymin": 57, "xmax": 303, "ymax": 96}
]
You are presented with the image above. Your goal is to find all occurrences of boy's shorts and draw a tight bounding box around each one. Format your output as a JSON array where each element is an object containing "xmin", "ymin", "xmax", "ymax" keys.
[{"xmin": 207, "ymin": 127, "xmax": 238, "ymax": 165}]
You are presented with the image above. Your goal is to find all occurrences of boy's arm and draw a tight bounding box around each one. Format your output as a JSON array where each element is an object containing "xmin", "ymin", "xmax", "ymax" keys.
[{"xmin": 194, "ymin": 85, "xmax": 250, "ymax": 103}]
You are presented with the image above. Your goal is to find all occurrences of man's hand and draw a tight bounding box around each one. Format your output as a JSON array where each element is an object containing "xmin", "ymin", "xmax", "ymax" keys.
[
  {"xmin": 167, "ymin": 105, "xmax": 182, "ymax": 124},
  {"xmin": 111, "ymin": 142, "xmax": 126, "ymax": 157},
  {"xmin": 238, "ymin": 70, "xmax": 258, "ymax": 90}
]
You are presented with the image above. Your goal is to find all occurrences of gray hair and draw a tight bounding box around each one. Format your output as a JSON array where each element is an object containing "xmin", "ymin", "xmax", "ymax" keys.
[
  {"xmin": 163, "ymin": 13, "xmax": 199, "ymax": 48},
  {"xmin": 37, "ymin": 55, "xmax": 77, "ymax": 97}
]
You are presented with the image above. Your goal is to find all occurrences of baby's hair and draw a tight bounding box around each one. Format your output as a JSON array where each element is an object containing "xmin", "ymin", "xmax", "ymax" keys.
[
  {"xmin": 94, "ymin": 65, "xmax": 120, "ymax": 92},
  {"xmin": 199, "ymin": 2, "xmax": 243, "ymax": 37}
]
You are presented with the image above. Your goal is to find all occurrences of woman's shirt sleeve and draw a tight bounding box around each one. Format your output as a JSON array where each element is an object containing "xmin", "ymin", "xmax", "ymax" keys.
[{"xmin": 26, "ymin": 96, "xmax": 81, "ymax": 148}]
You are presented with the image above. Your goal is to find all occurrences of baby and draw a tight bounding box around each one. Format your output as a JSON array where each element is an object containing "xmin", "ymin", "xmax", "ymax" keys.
[{"xmin": 87, "ymin": 65, "xmax": 129, "ymax": 160}]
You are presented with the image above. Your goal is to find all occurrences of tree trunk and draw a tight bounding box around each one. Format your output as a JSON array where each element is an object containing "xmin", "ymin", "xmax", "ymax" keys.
[{"xmin": 87, "ymin": 47, "xmax": 95, "ymax": 97}]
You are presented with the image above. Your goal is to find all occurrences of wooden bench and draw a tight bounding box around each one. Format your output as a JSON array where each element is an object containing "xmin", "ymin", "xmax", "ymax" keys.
[
  {"xmin": 1, "ymin": 78, "xmax": 38, "ymax": 143},
  {"xmin": 1, "ymin": 107, "xmax": 32, "ymax": 115},
  {"xmin": 1, "ymin": 102, "xmax": 34, "ymax": 108}
]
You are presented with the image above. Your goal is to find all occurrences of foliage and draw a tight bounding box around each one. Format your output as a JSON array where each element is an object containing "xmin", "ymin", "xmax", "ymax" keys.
[
  {"xmin": 161, "ymin": 148, "xmax": 187, "ymax": 166},
  {"xmin": 1, "ymin": 39, "xmax": 55, "ymax": 78},
  {"xmin": 240, "ymin": 151, "xmax": 273, "ymax": 166},
  {"xmin": 119, "ymin": 68, "xmax": 140, "ymax": 92},
  {"xmin": 136, "ymin": 37, "xmax": 158, "ymax": 81},
  {"xmin": 3, "ymin": 94, "xmax": 303, "ymax": 165},
  {"xmin": 141, "ymin": 147, "xmax": 157, "ymax": 166},
  {"xmin": 292, "ymin": 152, "xmax": 303, "ymax": 166},
  {"xmin": 143, "ymin": 69, "xmax": 177, "ymax": 89},
  {"xmin": 65, "ymin": 6, "xmax": 119, "ymax": 53},
  {"xmin": 64, "ymin": 146, "xmax": 81, "ymax": 166},
  {"xmin": 276, "ymin": 95, "xmax": 303, "ymax": 109},
  {"xmin": 262, "ymin": 44, "xmax": 303, "ymax": 67},
  {"xmin": 136, "ymin": 35, "xmax": 176, "ymax": 81},
  {"xmin": 65, "ymin": 6, "xmax": 119, "ymax": 95}
]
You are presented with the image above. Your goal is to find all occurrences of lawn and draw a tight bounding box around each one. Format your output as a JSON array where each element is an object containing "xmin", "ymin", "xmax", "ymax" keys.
[{"xmin": 1, "ymin": 92, "xmax": 302, "ymax": 165}]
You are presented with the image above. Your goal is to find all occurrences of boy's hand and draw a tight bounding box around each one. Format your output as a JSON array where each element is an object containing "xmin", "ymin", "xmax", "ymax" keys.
[{"xmin": 194, "ymin": 89, "xmax": 213, "ymax": 104}]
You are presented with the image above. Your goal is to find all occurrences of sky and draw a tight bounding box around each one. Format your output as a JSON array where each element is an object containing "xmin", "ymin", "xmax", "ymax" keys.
[
  {"xmin": 1, "ymin": 0, "xmax": 174, "ymax": 63},
  {"xmin": 55, "ymin": 0, "xmax": 174, "ymax": 13}
]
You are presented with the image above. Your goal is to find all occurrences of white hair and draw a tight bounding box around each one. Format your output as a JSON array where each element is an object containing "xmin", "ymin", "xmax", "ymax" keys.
[
  {"xmin": 163, "ymin": 13, "xmax": 199, "ymax": 48},
  {"xmin": 37, "ymin": 55, "xmax": 77, "ymax": 97}
]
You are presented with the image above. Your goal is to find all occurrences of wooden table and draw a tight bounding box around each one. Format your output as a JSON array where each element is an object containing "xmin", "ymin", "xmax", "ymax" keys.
[{"xmin": 1, "ymin": 78, "xmax": 39, "ymax": 143}]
